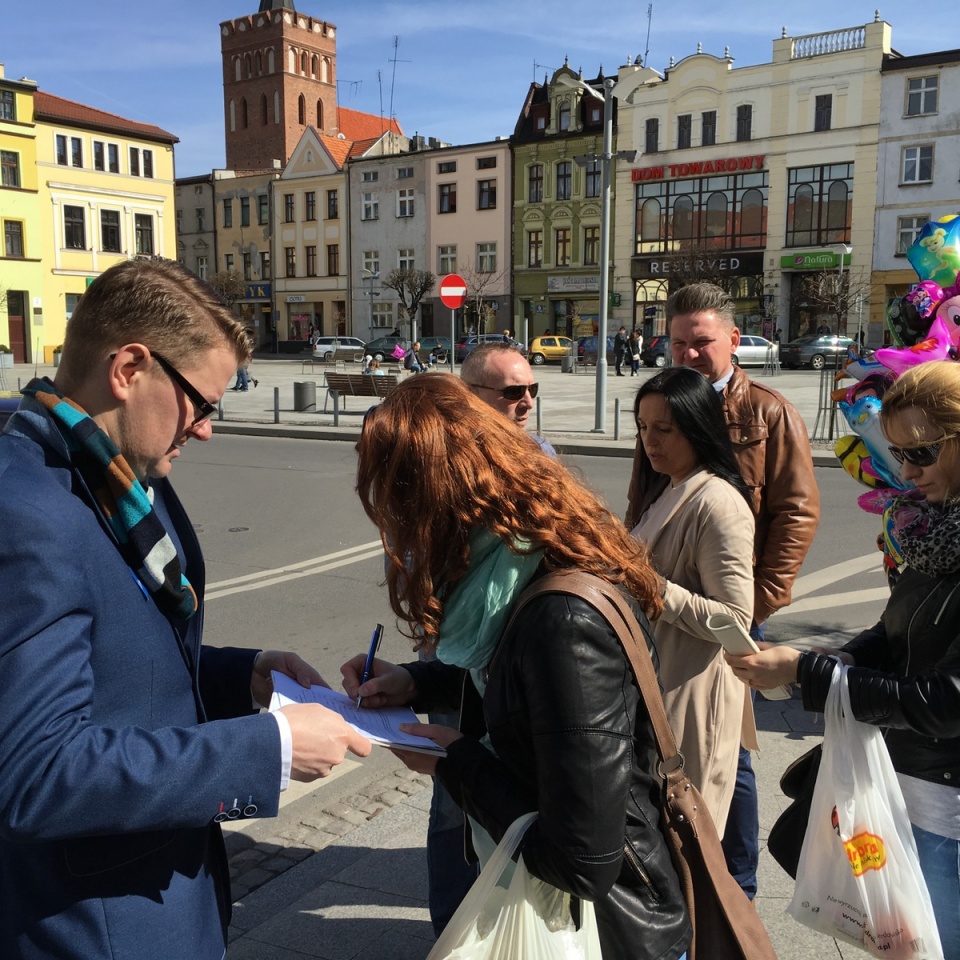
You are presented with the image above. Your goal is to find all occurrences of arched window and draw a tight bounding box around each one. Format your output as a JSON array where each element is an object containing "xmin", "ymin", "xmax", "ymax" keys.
[
  {"xmin": 301, "ymin": 52, "xmax": 308, "ymax": 74},
  {"xmin": 639, "ymin": 198, "xmax": 661, "ymax": 243},
  {"xmin": 274, "ymin": 90, "xmax": 280, "ymax": 124},
  {"xmin": 558, "ymin": 100, "xmax": 571, "ymax": 131},
  {"xmin": 706, "ymin": 191, "xmax": 727, "ymax": 241},
  {"xmin": 255, "ymin": 52, "xmax": 262, "ymax": 76},
  {"xmin": 244, "ymin": 53, "xmax": 252, "ymax": 78},
  {"xmin": 672, "ymin": 195, "xmax": 693, "ymax": 240},
  {"xmin": 229, "ymin": 99, "xmax": 236, "ymax": 133},
  {"xmin": 298, "ymin": 93, "xmax": 305, "ymax": 125},
  {"xmin": 234, "ymin": 57, "xmax": 241, "ymax": 82},
  {"xmin": 241, "ymin": 97, "xmax": 248, "ymax": 129},
  {"xmin": 321, "ymin": 57, "xmax": 330, "ymax": 83},
  {"xmin": 288, "ymin": 47, "xmax": 296, "ymax": 73},
  {"xmin": 316, "ymin": 99, "xmax": 323, "ymax": 128},
  {"xmin": 311, "ymin": 54, "xmax": 319, "ymax": 78},
  {"xmin": 267, "ymin": 48, "xmax": 275, "ymax": 73},
  {"xmin": 826, "ymin": 180, "xmax": 849, "ymax": 243},
  {"xmin": 261, "ymin": 94, "xmax": 268, "ymax": 125},
  {"xmin": 739, "ymin": 188, "xmax": 763, "ymax": 243}
]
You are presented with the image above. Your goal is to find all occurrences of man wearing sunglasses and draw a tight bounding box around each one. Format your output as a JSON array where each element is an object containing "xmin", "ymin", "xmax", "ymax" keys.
[{"xmin": 0, "ymin": 258, "xmax": 370, "ymax": 960}]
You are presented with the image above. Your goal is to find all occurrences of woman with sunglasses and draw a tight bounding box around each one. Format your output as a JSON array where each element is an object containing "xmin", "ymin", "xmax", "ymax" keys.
[
  {"xmin": 729, "ymin": 361, "xmax": 960, "ymax": 955},
  {"xmin": 344, "ymin": 374, "xmax": 691, "ymax": 960}
]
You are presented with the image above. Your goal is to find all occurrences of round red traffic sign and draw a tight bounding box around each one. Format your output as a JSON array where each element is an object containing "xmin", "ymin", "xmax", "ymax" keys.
[{"xmin": 439, "ymin": 273, "xmax": 468, "ymax": 310}]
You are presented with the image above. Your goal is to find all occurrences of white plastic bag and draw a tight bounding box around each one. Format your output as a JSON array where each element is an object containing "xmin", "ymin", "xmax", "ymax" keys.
[
  {"xmin": 427, "ymin": 811, "xmax": 602, "ymax": 960},
  {"xmin": 788, "ymin": 665, "xmax": 944, "ymax": 959}
]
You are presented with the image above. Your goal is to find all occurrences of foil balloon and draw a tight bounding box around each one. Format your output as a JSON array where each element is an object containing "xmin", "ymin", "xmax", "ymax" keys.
[
  {"xmin": 907, "ymin": 216, "xmax": 960, "ymax": 289},
  {"xmin": 837, "ymin": 395, "xmax": 905, "ymax": 489},
  {"xmin": 873, "ymin": 313, "xmax": 957, "ymax": 376}
]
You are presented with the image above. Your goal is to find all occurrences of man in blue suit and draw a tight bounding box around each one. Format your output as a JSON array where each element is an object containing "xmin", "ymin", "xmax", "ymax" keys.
[{"xmin": 0, "ymin": 258, "xmax": 370, "ymax": 960}]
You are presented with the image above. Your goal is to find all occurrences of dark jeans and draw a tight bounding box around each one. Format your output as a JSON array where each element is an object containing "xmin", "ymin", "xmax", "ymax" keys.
[
  {"xmin": 615, "ymin": 349, "xmax": 625, "ymax": 374},
  {"xmin": 720, "ymin": 622, "xmax": 763, "ymax": 900},
  {"xmin": 233, "ymin": 367, "xmax": 249, "ymax": 390}
]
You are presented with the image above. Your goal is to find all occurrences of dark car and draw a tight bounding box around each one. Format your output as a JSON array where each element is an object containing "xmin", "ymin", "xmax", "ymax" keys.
[
  {"xmin": 576, "ymin": 335, "xmax": 616, "ymax": 365},
  {"xmin": 640, "ymin": 335, "xmax": 669, "ymax": 368},
  {"xmin": 454, "ymin": 334, "xmax": 525, "ymax": 363},
  {"xmin": 0, "ymin": 395, "xmax": 20, "ymax": 430},
  {"xmin": 780, "ymin": 334, "xmax": 856, "ymax": 370},
  {"xmin": 363, "ymin": 336, "xmax": 409, "ymax": 362}
]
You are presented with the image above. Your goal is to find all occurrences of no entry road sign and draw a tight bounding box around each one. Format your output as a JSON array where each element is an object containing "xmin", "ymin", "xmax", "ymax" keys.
[{"xmin": 439, "ymin": 274, "xmax": 468, "ymax": 310}]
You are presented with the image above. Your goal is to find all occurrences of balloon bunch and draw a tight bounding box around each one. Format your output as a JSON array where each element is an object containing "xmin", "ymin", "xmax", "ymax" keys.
[{"xmin": 833, "ymin": 215, "xmax": 960, "ymax": 572}]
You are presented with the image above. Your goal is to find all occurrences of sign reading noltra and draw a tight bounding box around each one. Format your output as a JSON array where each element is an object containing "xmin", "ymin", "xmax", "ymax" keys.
[{"xmin": 632, "ymin": 154, "xmax": 766, "ymax": 182}]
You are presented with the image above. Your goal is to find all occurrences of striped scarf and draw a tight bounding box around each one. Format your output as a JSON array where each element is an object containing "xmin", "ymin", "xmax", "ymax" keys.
[{"xmin": 23, "ymin": 378, "xmax": 198, "ymax": 619}]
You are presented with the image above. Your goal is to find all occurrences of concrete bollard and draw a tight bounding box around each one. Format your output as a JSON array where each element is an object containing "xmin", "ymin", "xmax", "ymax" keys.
[
  {"xmin": 273, "ymin": 387, "xmax": 280, "ymax": 424},
  {"xmin": 614, "ymin": 398, "xmax": 621, "ymax": 441}
]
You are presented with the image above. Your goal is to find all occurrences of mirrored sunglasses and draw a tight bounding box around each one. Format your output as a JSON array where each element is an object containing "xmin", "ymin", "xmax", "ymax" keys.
[{"xmin": 888, "ymin": 442, "xmax": 944, "ymax": 467}]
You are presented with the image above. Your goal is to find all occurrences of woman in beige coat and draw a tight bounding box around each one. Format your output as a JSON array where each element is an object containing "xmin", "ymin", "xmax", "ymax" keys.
[{"xmin": 631, "ymin": 367, "xmax": 755, "ymax": 836}]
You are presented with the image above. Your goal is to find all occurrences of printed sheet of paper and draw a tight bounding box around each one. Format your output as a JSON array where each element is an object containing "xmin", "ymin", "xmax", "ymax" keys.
[{"xmin": 269, "ymin": 672, "xmax": 446, "ymax": 755}]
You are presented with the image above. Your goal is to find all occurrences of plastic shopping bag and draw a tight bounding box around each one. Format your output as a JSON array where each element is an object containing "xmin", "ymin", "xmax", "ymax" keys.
[
  {"xmin": 427, "ymin": 812, "xmax": 602, "ymax": 960},
  {"xmin": 788, "ymin": 665, "xmax": 944, "ymax": 959}
]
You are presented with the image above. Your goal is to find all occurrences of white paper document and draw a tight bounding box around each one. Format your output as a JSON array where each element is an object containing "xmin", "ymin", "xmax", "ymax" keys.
[{"xmin": 269, "ymin": 671, "xmax": 446, "ymax": 755}]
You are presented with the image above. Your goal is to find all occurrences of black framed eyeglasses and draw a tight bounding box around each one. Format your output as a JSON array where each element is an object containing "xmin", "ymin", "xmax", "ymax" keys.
[
  {"xmin": 888, "ymin": 442, "xmax": 945, "ymax": 467},
  {"xmin": 466, "ymin": 382, "xmax": 539, "ymax": 402},
  {"xmin": 152, "ymin": 352, "xmax": 217, "ymax": 425}
]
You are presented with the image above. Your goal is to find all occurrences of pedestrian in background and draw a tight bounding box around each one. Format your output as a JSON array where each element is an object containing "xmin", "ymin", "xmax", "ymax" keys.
[
  {"xmin": 614, "ymin": 324, "xmax": 629, "ymax": 376},
  {"xmin": 630, "ymin": 329, "xmax": 643, "ymax": 375}
]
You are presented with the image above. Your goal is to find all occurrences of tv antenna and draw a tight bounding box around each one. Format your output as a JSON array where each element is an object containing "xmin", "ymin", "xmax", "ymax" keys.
[
  {"xmin": 388, "ymin": 36, "xmax": 410, "ymax": 125},
  {"xmin": 533, "ymin": 59, "xmax": 554, "ymax": 81},
  {"xmin": 644, "ymin": 4, "xmax": 653, "ymax": 68}
]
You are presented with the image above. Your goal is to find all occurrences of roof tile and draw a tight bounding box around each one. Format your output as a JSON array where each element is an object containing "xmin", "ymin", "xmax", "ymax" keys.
[{"xmin": 34, "ymin": 91, "xmax": 178, "ymax": 143}]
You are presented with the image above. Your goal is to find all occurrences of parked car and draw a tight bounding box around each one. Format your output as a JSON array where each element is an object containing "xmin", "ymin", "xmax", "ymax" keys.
[
  {"xmin": 640, "ymin": 335, "xmax": 669, "ymax": 368},
  {"xmin": 780, "ymin": 334, "xmax": 856, "ymax": 370},
  {"xmin": 0, "ymin": 396, "xmax": 19, "ymax": 430},
  {"xmin": 733, "ymin": 335, "xmax": 778, "ymax": 367},
  {"xmin": 312, "ymin": 336, "xmax": 366, "ymax": 360},
  {"xmin": 363, "ymin": 336, "xmax": 409, "ymax": 362},
  {"xmin": 454, "ymin": 334, "xmax": 525, "ymax": 363},
  {"xmin": 576, "ymin": 335, "xmax": 616, "ymax": 366},
  {"xmin": 528, "ymin": 335, "xmax": 575, "ymax": 365}
]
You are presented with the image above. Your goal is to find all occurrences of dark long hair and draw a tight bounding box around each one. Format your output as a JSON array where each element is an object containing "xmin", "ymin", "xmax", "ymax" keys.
[{"xmin": 634, "ymin": 367, "xmax": 749, "ymax": 501}]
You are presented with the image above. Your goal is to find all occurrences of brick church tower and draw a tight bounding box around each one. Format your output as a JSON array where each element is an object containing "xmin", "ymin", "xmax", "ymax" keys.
[{"xmin": 221, "ymin": 0, "xmax": 339, "ymax": 170}]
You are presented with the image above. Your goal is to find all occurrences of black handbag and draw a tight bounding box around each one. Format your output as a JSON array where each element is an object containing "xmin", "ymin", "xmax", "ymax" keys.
[{"xmin": 767, "ymin": 743, "xmax": 822, "ymax": 879}]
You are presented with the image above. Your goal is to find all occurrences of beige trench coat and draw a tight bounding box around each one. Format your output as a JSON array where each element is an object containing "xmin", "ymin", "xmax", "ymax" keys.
[{"xmin": 633, "ymin": 468, "xmax": 756, "ymax": 836}]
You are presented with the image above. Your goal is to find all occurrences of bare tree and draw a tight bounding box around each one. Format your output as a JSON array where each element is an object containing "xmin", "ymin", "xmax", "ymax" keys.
[
  {"xmin": 456, "ymin": 262, "xmax": 509, "ymax": 334},
  {"xmin": 790, "ymin": 267, "xmax": 870, "ymax": 339},
  {"xmin": 208, "ymin": 269, "xmax": 247, "ymax": 309},
  {"xmin": 381, "ymin": 268, "xmax": 436, "ymax": 337}
]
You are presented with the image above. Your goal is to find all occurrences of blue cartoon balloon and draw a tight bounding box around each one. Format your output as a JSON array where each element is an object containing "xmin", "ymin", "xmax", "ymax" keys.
[{"xmin": 907, "ymin": 216, "xmax": 960, "ymax": 289}]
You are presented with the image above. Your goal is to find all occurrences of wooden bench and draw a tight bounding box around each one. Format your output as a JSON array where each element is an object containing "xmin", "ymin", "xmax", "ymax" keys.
[
  {"xmin": 301, "ymin": 350, "xmax": 365, "ymax": 374},
  {"xmin": 323, "ymin": 372, "xmax": 401, "ymax": 415}
]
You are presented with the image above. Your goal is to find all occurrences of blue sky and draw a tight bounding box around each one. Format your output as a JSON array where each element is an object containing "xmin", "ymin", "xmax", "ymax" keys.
[{"xmin": 2, "ymin": 1, "xmax": 931, "ymax": 177}]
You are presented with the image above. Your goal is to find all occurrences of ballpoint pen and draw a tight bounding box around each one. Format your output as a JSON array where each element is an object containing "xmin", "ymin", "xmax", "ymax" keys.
[{"xmin": 356, "ymin": 623, "xmax": 384, "ymax": 707}]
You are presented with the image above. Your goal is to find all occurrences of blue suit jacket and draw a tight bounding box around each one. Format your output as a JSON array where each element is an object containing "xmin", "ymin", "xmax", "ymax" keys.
[{"xmin": 0, "ymin": 402, "xmax": 281, "ymax": 960}]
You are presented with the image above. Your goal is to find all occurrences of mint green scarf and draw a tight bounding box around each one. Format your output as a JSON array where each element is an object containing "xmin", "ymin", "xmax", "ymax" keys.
[{"xmin": 436, "ymin": 529, "xmax": 543, "ymax": 690}]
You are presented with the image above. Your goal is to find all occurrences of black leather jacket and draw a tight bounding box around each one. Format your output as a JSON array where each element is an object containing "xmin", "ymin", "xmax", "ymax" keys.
[
  {"xmin": 798, "ymin": 564, "xmax": 960, "ymax": 785},
  {"xmin": 405, "ymin": 589, "xmax": 691, "ymax": 960}
]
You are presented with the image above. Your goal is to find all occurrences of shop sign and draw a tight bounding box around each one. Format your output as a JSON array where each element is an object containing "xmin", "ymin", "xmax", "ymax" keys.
[
  {"xmin": 633, "ymin": 252, "xmax": 762, "ymax": 279},
  {"xmin": 245, "ymin": 283, "xmax": 271, "ymax": 300},
  {"xmin": 780, "ymin": 251, "xmax": 848, "ymax": 270},
  {"xmin": 631, "ymin": 155, "xmax": 765, "ymax": 182},
  {"xmin": 546, "ymin": 275, "xmax": 600, "ymax": 293},
  {"xmin": 286, "ymin": 295, "xmax": 305, "ymax": 303}
]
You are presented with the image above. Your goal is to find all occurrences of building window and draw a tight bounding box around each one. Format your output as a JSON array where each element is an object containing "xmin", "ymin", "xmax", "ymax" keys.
[
  {"xmin": 814, "ymin": 95, "xmax": 832, "ymax": 132},
  {"xmin": 438, "ymin": 183, "xmax": 456, "ymax": 213},
  {"xmin": 785, "ymin": 163, "xmax": 852, "ymax": 247},
  {"xmin": 224, "ymin": 253, "xmax": 234, "ymax": 272},
  {"xmin": 326, "ymin": 189, "xmax": 338, "ymax": 219},
  {"xmin": 284, "ymin": 193, "xmax": 295, "ymax": 221},
  {"xmin": 677, "ymin": 114, "xmax": 691, "ymax": 149},
  {"xmin": 363, "ymin": 251, "xmax": 380, "ymax": 274},
  {"xmin": 100, "ymin": 210, "xmax": 121, "ymax": 252},
  {"xmin": 135, "ymin": 214, "xmax": 154, "ymax": 255},
  {"xmin": 3, "ymin": 220, "xmax": 23, "ymax": 257},
  {"xmin": 129, "ymin": 146, "xmax": 140, "ymax": 176},
  {"xmin": 397, "ymin": 188, "xmax": 414, "ymax": 217},
  {"xmin": 0, "ymin": 91, "xmax": 14, "ymax": 121},
  {"xmin": 0, "ymin": 150, "xmax": 19, "ymax": 188},
  {"xmin": 56, "ymin": 134, "xmax": 67, "ymax": 165},
  {"xmin": 223, "ymin": 199, "xmax": 233, "ymax": 228},
  {"xmin": 906, "ymin": 76, "xmax": 938, "ymax": 116},
  {"xmin": 397, "ymin": 166, "xmax": 413, "ymax": 179},
  {"xmin": 327, "ymin": 244, "xmax": 340, "ymax": 275},
  {"xmin": 285, "ymin": 247, "xmax": 296, "ymax": 277},
  {"xmin": 477, "ymin": 179, "xmax": 496, "ymax": 210},
  {"xmin": 438, "ymin": 160, "xmax": 457, "ymax": 173},
  {"xmin": 372, "ymin": 302, "xmax": 393, "ymax": 327},
  {"xmin": 701, "ymin": 111, "xmax": 716, "ymax": 147},
  {"xmin": 897, "ymin": 215, "xmax": 927, "ymax": 255},
  {"xmin": 585, "ymin": 160, "xmax": 601, "ymax": 198},
  {"xmin": 361, "ymin": 192, "xmax": 379, "ymax": 220},
  {"xmin": 193, "ymin": 255, "xmax": 206, "ymax": 280},
  {"xmin": 108, "ymin": 143, "xmax": 119, "ymax": 173},
  {"xmin": 398, "ymin": 248, "xmax": 415, "ymax": 270},
  {"xmin": 528, "ymin": 164, "xmax": 543, "ymax": 202},
  {"xmin": 536, "ymin": 115, "xmax": 546, "ymax": 131},
  {"xmin": 645, "ymin": 118, "xmax": 659, "ymax": 154},
  {"xmin": 143, "ymin": 150, "xmax": 153, "ymax": 178},
  {"xmin": 555, "ymin": 228, "xmax": 571, "ymax": 266},
  {"xmin": 528, "ymin": 230, "xmax": 542, "ymax": 267},
  {"xmin": 70, "ymin": 136, "xmax": 82, "ymax": 168},
  {"xmin": 64, "ymin": 205, "xmax": 85, "ymax": 249},
  {"xmin": 438, "ymin": 245, "xmax": 457, "ymax": 273},
  {"xmin": 477, "ymin": 156, "xmax": 497, "ymax": 169},
  {"xmin": 361, "ymin": 170, "xmax": 378, "ymax": 182},
  {"xmin": 558, "ymin": 101, "xmax": 571, "ymax": 131},
  {"xmin": 176, "ymin": 208, "xmax": 182, "ymax": 233},
  {"xmin": 240, "ymin": 196, "xmax": 250, "ymax": 226},
  {"xmin": 196, "ymin": 208, "xmax": 205, "ymax": 231},
  {"xmin": 556, "ymin": 161, "xmax": 572, "ymax": 201},
  {"xmin": 736, "ymin": 104, "xmax": 752, "ymax": 141},
  {"xmin": 93, "ymin": 141, "xmax": 105, "ymax": 171},
  {"xmin": 260, "ymin": 251, "xmax": 271, "ymax": 279},
  {"xmin": 298, "ymin": 93, "xmax": 305, "ymax": 125},
  {"xmin": 305, "ymin": 191, "xmax": 316, "ymax": 220},
  {"xmin": 257, "ymin": 194, "xmax": 269, "ymax": 224},
  {"xmin": 583, "ymin": 226, "xmax": 599, "ymax": 265},
  {"xmin": 242, "ymin": 252, "xmax": 252, "ymax": 280},
  {"xmin": 902, "ymin": 145, "xmax": 933, "ymax": 183},
  {"xmin": 305, "ymin": 246, "xmax": 317, "ymax": 276},
  {"xmin": 477, "ymin": 242, "xmax": 496, "ymax": 273}
]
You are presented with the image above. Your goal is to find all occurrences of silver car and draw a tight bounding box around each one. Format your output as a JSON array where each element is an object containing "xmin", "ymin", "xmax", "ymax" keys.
[{"xmin": 733, "ymin": 335, "xmax": 778, "ymax": 367}]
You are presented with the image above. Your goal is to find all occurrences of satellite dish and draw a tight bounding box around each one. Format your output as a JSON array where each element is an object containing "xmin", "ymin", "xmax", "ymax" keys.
[{"xmin": 337, "ymin": 132, "xmax": 346, "ymax": 139}]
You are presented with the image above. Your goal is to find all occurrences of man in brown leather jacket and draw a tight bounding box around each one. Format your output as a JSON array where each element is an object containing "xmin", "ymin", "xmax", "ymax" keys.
[{"xmin": 626, "ymin": 281, "xmax": 820, "ymax": 898}]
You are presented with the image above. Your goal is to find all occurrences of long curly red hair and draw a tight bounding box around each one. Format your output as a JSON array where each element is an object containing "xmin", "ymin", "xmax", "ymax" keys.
[{"xmin": 356, "ymin": 373, "xmax": 663, "ymax": 645}]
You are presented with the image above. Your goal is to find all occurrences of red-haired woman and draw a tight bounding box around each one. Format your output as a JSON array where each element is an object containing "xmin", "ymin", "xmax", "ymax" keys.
[{"xmin": 342, "ymin": 374, "xmax": 690, "ymax": 960}]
